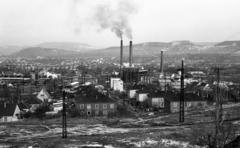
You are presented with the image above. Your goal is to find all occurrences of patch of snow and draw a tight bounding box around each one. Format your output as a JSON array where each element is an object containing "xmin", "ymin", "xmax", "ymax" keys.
[
  {"xmin": 160, "ymin": 139, "xmax": 207, "ymax": 148},
  {"xmin": 117, "ymin": 138, "xmax": 158, "ymax": 147}
]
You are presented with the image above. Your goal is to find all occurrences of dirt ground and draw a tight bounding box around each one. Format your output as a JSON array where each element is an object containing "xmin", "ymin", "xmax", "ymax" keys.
[{"xmin": 1, "ymin": 104, "xmax": 240, "ymax": 148}]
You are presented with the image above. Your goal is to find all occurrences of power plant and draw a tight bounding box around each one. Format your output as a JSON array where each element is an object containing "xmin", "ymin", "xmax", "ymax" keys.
[{"xmin": 119, "ymin": 40, "xmax": 148, "ymax": 83}]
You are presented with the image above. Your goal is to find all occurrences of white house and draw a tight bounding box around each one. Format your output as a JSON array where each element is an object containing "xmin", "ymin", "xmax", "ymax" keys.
[
  {"xmin": 37, "ymin": 88, "xmax": 51, "ymax": 102},
  {"xmin": 0, "ymin": 103, "xmax": 21, "ymax": 122}
]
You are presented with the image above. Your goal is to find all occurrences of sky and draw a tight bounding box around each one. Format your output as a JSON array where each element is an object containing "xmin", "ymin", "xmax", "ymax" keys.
[{"xmin": 0, "ymin": 0, "xmax": 240, "ymax": 47}]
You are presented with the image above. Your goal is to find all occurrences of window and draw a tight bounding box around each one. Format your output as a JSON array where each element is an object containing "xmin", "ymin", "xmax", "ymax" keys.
[
  {"xmin": 110, "ymin": 104, "xmax": 114, "ymax": 109},
  {"xmin": 95, "ymin": 110, "xmax": 99, "ymax": 115},
  {"xmin": 95, "ymin": 104, "xmax": 99, "ymax": 109},
  {"xmin": 103, "ymin": 104, "xmax": 107, "ymax": 109},
  {"xmin": 87, "ymin": 111, "xmax": 91, "ymax": 115},
  {"xmin": 87, "ymin": 104, "xmax": 91, "ymax": 109},
  {"xmin": 173, "ymin": 102, "xmax": 178, "ymax": 107},
  {"xmin": 103, "ymin": 110, "xmax": 108, "ymax": 115},
  {"xmin": 4, "ymin": 117, "xmax": 7, "ymax": 122},
  {"xmin": 80, "ymin": 104, "xmax": 84, "ymax": 109}
]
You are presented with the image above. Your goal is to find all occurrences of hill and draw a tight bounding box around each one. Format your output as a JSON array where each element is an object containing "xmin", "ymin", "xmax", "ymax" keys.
[
  {"xmin": 215, "ymin": 41, "xmax": 240, "ymax": 47},
  {"xmin": 0, "ymin": 46, "xmax": 27, "ymax": 55},
  {"xmin": 11, "ymin": 47, "xmax": 79, "ymax": 58},
  {"xmin": 36, "ymin": 42, "xmax": 101, "ymax": 52}
]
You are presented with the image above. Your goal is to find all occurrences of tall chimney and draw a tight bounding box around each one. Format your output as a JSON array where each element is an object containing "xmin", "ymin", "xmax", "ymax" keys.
[
  {"xmin": 160, "ymin": 51, "xmax": 163, "ymax": 73},
  {"xmin": 129, "ymin": 41, "xmax": 132, "ymax": 67},
  {"xmin": 120, "ymin": 40, "xmax": 123, "ymax": 78}
]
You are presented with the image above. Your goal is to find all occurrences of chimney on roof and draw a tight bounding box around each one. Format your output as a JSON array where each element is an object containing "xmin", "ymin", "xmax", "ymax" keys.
[
  {"xmin": 96, "ymin": 95, "xmax": 98, "ymax": 100},
  {"xmin": 4, "ymin": 102, "xmax": 6, "ymax": 108}
]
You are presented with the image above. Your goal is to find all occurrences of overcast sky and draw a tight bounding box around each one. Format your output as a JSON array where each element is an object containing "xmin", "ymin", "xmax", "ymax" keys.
[{"xmin": 0, "ymin": 0, "xmax": 240, "ymax": 47}]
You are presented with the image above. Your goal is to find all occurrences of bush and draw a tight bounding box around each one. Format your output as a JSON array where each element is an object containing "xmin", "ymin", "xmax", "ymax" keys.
[
  {"xmin": 67, "ymin": 108, "xmax": 80, "ymax": 118},
  {"xmin": 35, "ymin": 105, "xmax": 51, "ymax": 119}
]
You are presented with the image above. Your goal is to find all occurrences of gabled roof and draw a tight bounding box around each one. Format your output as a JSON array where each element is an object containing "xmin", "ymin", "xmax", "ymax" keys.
[
  {"xmin": 185, "ymin": 82, "xmax": 198, "ymax": 91},
  {"xmin": 130, "ymin": 83, "xmax": 146, "ymax": 90},
  {"xmin": 18, "ymin": 102, "xmax": 31, "ymax": 110},
  {"xmin": 164, "ymin": 92, "xmax": 206, "ymax": 102},
  {"xmin": 37, "ymin": 87, "xmax": 51, "ymax": 100},
  {"xmin": 185, "ymin": 93, "xmax": 207, "ymax": 102},
  {"xmin": 164, "ymin": 91, "xmax": 180, "ymax": 102},
  {"xmin": 25, "ymin": 98, "xmax": 42, "ymax": 105},
  {"xmin": 75, "ymin": 91, "xmax": 115, "ymax": 104},
  {"xmin": 0, "ymin": 103, "xmax": 17, "ymax": 118},
  {"xmin": 148, "ymin": 90, "xmax": 165, "ymax": 98}
]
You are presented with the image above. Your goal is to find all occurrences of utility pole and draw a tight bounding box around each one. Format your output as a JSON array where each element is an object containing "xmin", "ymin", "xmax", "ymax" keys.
[
  {"xmin": 211, "ymin": 66, "xmax": 225, "ymax": 147},
  {"xmin": 53, "ymin": 78, "xmax": 56, "ymax": 100},
  {"xmin": 62, "ymin": 91, "xmax": 67, "ymax": 138},
  {"xmin": 179, "ymin": 59, "xmax": 185, "ymax": 122}
]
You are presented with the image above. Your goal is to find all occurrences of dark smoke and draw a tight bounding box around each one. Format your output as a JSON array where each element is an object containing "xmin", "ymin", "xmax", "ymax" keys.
[{"xmin": 94, "ymin": 0, "xmax": 137, "ymax": 39}]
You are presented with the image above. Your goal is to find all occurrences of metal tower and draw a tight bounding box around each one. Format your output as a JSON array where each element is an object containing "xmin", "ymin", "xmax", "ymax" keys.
[
  {"xmin": 179, "ymin": 60, "xmax": 185, "ymax": 122},
  {"xmin": 62, "ymin": 91, "xmax": 67, "ymax": 138}
]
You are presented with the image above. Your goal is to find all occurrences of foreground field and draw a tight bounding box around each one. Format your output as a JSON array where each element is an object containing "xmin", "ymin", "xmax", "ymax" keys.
[{"xmin": 1, "ymin": 104, "xmax": 240, "ymax": 148}]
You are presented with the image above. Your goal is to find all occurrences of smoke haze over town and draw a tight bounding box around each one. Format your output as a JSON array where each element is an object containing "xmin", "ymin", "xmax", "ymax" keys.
[{"xmin": 1, "ymin": 0, "xmax": 240, "ymax": 47}]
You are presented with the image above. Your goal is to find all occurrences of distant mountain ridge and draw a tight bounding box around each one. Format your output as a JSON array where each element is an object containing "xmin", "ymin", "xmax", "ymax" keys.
[
  {"xmin": 11, "ymin": 47, "xmax": 79, "ymax": 58},
  {"xmin": 11, "ymin": 40, "xmax": 240, "ymax": 58},
  {"xmin": 0, "ymin": 45, "xmax": 29, "ymax": 55},
  {"xmin": 215, "ymin": 41, "xmax": 240, "ymax": 47},
  {"xmin": 36, "ymin": 42, "xmax": 102, "ymax": 52}
]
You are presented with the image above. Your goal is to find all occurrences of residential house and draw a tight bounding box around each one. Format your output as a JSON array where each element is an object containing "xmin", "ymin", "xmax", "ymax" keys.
[
  {"xmin": 128, "ymin": 84, "xmax": 146, "ymax": 99},
  {"xmin": 128, "ymin": 84, "xmax": 140, "ymax": 99},
  {"xmin": 52, "ymin": 101, "xmax": 63, "ymax": 111},
  {"xmin": 25, "ymin": 98, "xmax": 42, "ymax": 112},
  {"xmin": 148, "ymin": 90, "xmax": 165, "ymax": 108},
  {"xmin": 18, "ymin": 101, "xmax": 31, "ymax": 112},
  {"xmin": 0, "ymin": 103, "xmax": 21, "ymax": 122},
  {"xmin": 37, "ymin": 88, "xmax": 51, "ymax": 102},
  {"xmin": 136, "ymin": 87, "xmax": 152, "ymax": 102},
  {"xmin": 164, "ymin": 92, "xmax": 207, "ymax": 113},
  {"xmin": 75, "ymin": 91, "xmax": 117, "ymax": 116}
]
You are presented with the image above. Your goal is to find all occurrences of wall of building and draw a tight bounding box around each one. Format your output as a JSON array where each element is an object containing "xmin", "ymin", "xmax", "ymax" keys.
[
  {"xmin": 0, "ymin": 116, "xmax": 18, "ymax": 122},
  {"xmin": 128, "ymin": 89, "xmax": 138, "ymax": 99},
  {"xmin": 152, "ymin": 97, "xmax": 164, "ymax": 108},
  {"xmin": 76, "ymin": 103, "xmax": 116, "ymax": 116},
  {"xmin": 136, "ymin": 93, "xmax": 148, "ymax": 102}
]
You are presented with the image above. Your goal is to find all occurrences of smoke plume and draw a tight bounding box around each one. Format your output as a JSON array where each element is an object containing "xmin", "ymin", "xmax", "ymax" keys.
[{"xmin": 93, "ymin": 0, "xmax": 137, "ymax": 39}]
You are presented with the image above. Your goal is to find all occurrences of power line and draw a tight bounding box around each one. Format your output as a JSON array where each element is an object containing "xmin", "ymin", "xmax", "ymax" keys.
[
  {"xmin": 0, "ymin": 36, "xmax": 14, "ymax": 65},
  {"xmin": 221, "ymin": 30, "xmax": 240, "ymax": 42}
]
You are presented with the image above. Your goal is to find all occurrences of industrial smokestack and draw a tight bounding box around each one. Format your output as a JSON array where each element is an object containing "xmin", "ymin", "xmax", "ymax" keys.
[
  {"xmin": 120, "ymin": 40, "xmax": 123, "ymax": 67},
  {"xmin": 160, "ymin": 51, "xmax": 163, "ymax": 73},
  {"xmin": 129, "ymin": 41, "xmax": 132, "ymax": 67},
  {"xmin": 120, "ymin": 40, "xmax": 123, "ymax": 78}
]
